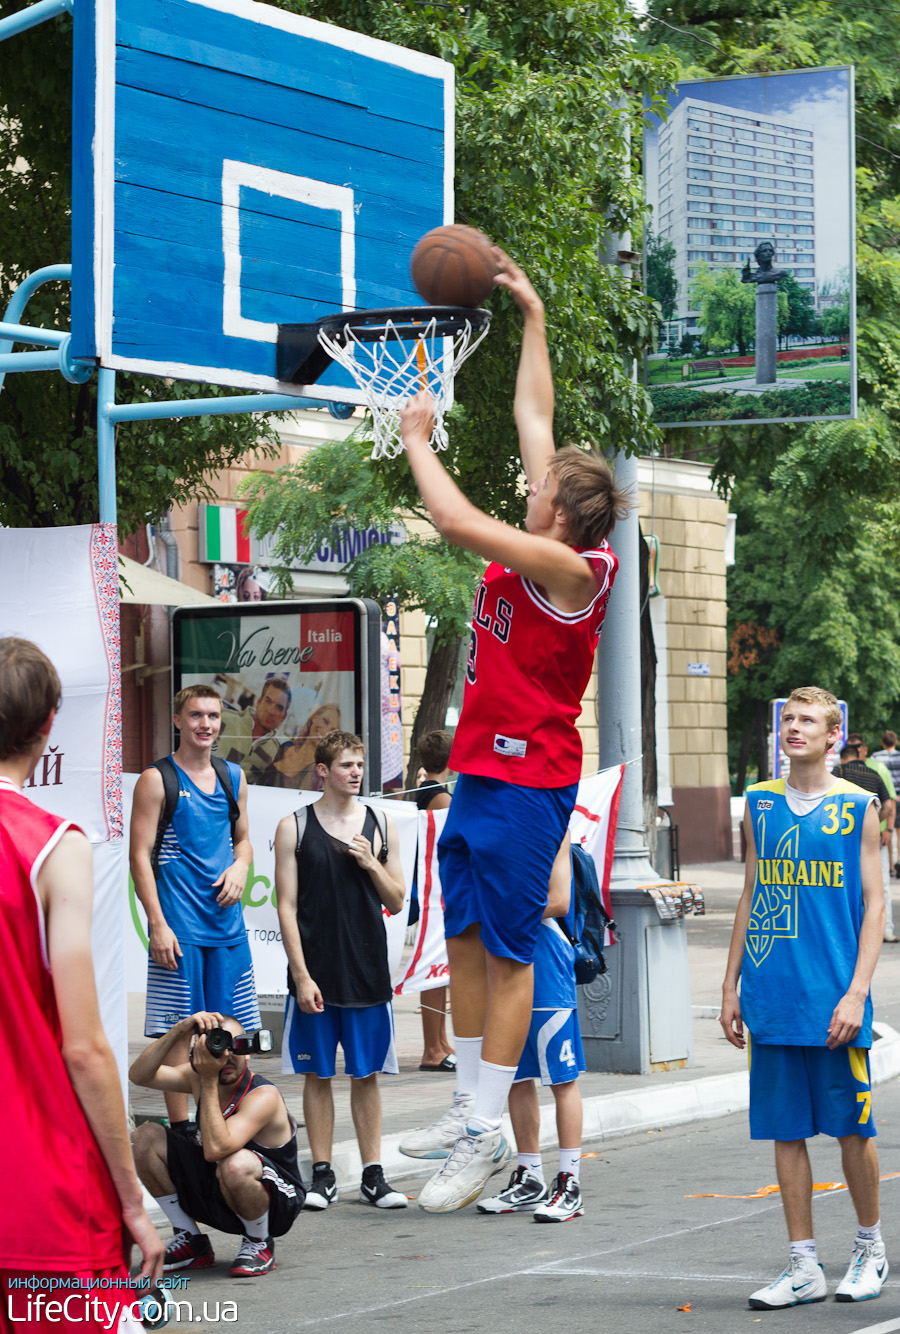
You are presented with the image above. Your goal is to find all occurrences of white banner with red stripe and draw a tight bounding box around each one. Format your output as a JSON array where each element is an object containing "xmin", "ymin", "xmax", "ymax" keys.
[
  {"xmin": 393, "ymin": 765, "xmax": 625, "ymax": 993},
  {"xmin": 393, "ymin": 808, "xmax": 450, "ymax": 996}
]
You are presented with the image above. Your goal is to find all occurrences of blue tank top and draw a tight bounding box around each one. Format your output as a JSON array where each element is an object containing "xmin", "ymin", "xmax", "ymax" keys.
[
  {"xmin": 533, "ymin": 894, "xmax": 577, "ymax": 1011},
  {"xmin": 742, "ymin": 777, "xmax": 874, "ymax": 1047},
  {"xmin": 155, "ymin": 757, "xmax": 246, "ymax": 947}
]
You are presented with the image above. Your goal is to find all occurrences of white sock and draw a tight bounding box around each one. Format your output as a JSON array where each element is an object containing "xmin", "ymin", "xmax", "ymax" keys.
[
  {"xmin": 517, "ymin": 1153, "xmax": 544, "ymax": 1181},
  {"xmin": 156, "ymin": 1193, "xmax": 197, "ymax": 1235},
  {"xmin": 237, "ymin": 1209, "xmax": 270, "ymax": 1241},
  {"xmin": 790, "ymin": 1239, "xmax": 818, "ymax": 1262},
  {"xmin": 857, "ymin": 1220, "xmax": 882, "ymax": 1245},
  {"xmin": 559, "ymin": 1148, "xmax": 581, "ymax": 1180},
  {"xmin": 467, "ymin": 1059, "xmax": 518, "ymax": 1135},
  {"xmin": 454, "ymin": 1036, "xmax": 483, "ymax": 1099}
]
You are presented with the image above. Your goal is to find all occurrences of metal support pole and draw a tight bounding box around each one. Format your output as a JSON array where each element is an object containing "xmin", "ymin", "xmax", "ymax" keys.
[
  {"xmin": 0, "ymin": 320, "xmax": 68, "ymax": 348},
  {"xmin": 107, "ymin": 392, "xmax": 335, "ymax": 424},
  {"xmin": 0, "ymin": 351, "xmax": 61, "ymax": 373},
  {"xmin": 97, "ymin": 366, "xmax": 117, "ymax": 526},
  {"xmin": 0, "ymin": 0, "xmax": 71, "ymax": 42}
]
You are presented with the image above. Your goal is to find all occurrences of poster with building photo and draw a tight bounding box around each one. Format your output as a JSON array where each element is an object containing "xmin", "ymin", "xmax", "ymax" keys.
[
  {"xmin": 172, "ymin": 602, "xmax": 374, "ymax": 791},
  {"xmin": 644, "ymin": 66, "xmax": 855, "ymax": 428}
]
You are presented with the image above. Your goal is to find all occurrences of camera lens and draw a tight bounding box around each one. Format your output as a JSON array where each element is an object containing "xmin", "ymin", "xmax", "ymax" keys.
[{"xmin": 205, "ymin": 1028, "xmax": 232, "ymax": 1058}]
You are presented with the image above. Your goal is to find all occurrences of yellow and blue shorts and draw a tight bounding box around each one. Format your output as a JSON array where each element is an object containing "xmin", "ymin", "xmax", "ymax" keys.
[{"xmin": 748, "ymin": 1038, "xmax": 876, "ymax": 1141}]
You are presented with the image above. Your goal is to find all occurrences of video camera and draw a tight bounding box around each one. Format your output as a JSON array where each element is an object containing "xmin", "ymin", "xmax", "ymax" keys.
[{"xmin": 204, "ymin": 1027, "xmax": 274, "ymax": 1058}]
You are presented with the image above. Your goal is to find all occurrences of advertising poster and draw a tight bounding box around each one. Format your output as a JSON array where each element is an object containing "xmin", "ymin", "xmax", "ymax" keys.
[
  {"xmin": 174, "ymin": 602, "xmax": 375, "ymax": 791},
  {"xmin": 644, "ymin": 66, "xmax": 855, "ymax": 428}
]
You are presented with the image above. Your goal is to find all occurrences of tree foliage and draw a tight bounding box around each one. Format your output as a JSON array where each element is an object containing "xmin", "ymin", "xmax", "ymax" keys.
[
  {"xmin": 689, "ymin": 264, "xmax": 758, "ymax": 355},
  {"xmin": 645, "ymin": 228, "xmax": 679, "ymax": 327}
]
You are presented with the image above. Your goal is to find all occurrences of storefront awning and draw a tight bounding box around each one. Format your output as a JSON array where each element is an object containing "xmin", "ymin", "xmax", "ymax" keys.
[{"xmin": 119, "ymin": 555, "xmax": 217, "ymax": 606}]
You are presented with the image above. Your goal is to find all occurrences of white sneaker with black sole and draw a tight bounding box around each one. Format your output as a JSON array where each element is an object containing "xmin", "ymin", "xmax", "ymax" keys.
[
  {"xmin": 533, "ymin": 1172, "xmax": 584, "ymax": 1223},
  {"xmin": 399, "ymin": 1092, "xmax": 474, "ymax": 1159},
  {"xmin": 835, "ymin": 1240, "xmax": 889, "ymax": 1302},
  {"xmin": 417, "ymin": 1128, "xmax": 512, "ymax": 1213},
  {"xmin": 477, "ymin": 1166, "xmax": 549, "ymax": 1214},
  {"xmin": 748, "ymin": 1254, "xmax": 827, "ymax": 1309},
  {"xmin": 304, "ymin": 1162, "xmax": 337, "ymax": 1211},
  {"xmin": 360, "ymin": 1164, "xmax": 407, "ymax": 1209}
]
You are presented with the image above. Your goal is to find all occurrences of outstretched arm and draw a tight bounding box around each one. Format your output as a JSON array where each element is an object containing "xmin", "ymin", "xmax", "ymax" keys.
[
  {"xmin": 493, "ymin": 250, "xmax": 556, "ymax": 487},
  {"xmin": 399, "ymin": 396, "xmax": 597, "ymax": 610}
]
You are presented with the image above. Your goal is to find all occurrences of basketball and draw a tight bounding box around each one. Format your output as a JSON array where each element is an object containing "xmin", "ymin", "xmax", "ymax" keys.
[{"xmin": 410, "ymin": 225, "xmax": 497, "ymax": 308}]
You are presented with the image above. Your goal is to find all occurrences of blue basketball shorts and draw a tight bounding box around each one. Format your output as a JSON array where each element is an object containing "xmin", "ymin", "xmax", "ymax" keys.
[
  {"xmin": 281, "ymin": 998, "xmax": 398, "ymax": 1078},
  {"xmin": 514, "ymin": 1008, "xmax": 585, "ymax": 1087},
  {"xmin": 144, "ymin": 936, "xmax": 260, "ymax": 1037},
  {"xmin": 437, "ymin": 773, "xmax": 577, "ymax": 963},
  {"xmin": 748, "ymin": 1038, "xmax": 876, "ymax": 1141}
]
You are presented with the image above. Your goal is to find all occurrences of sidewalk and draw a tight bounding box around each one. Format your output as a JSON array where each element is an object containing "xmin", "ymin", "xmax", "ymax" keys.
[{"xmin": 128, "ymin": 859, "xmax": 900, "ymax": 1198}]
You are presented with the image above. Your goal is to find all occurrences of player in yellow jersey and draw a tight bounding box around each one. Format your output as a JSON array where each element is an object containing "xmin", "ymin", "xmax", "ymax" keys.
[{"xmin": 721, "ymin": 686, "xmax": 886, "ymax": 1309}]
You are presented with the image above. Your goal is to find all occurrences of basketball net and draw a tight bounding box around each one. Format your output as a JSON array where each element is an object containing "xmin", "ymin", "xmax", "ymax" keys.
[{"xmin": 317, "ymin": 312, "xmax": 490, "ymax": 460}]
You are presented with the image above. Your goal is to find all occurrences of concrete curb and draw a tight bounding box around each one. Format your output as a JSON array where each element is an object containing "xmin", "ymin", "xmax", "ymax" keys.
[{"xmin": 141, "ymin": 1021, "xmax": 900, "ymax": 1218}]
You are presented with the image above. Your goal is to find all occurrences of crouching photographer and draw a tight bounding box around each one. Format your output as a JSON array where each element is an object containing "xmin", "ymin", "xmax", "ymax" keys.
[{"xmin": 130, "ymin": 1011, "xmax": 304, "ymax": 1278}]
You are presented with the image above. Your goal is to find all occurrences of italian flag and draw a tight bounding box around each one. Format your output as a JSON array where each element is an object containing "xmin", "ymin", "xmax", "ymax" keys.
[{"xmin": 201, "ymin": 505, "xmax": 250, "ymax": 563}]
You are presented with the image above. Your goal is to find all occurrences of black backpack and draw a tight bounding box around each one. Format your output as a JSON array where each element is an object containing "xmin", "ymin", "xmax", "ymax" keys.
[
  {"xmin": 150, "ymin": 755, "xmax": 240, "ymax": 878},
  {"xmin": 293, "ymin": 801, "xmax": 389, "ymax": 863},
  {"xmin": 556, "ymin": 842, "xmax": 616, "ymax": 986}
]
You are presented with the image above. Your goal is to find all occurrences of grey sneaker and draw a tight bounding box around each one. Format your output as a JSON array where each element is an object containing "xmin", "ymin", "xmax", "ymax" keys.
[
  {"xmin": 533, "ymin": 1171, "xmax": 584, "ymax": 1223},
  {"xmin": 477, "ymin": 1166, "xmax": 549, "ymax": 1214},
  {"xmin": 417, "ymin": 1128, "xmax": 512, "ymax": 1213},
  {"xmin": 399, "ymin": 1092, "xmax": 474, "ymax": 1159}
]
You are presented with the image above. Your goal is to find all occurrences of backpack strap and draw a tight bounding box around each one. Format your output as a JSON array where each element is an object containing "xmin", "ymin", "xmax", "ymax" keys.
[
  {"xmin": 293, "ymin": 801, "xmax": 388, "ymax": 864},
  {"xmin": 210, "ymin": 755, "xmax": 240, "ymax": 831},
  {"xmin": 150, "ymin": 757, "xmax": 181, "ymax": 879}
]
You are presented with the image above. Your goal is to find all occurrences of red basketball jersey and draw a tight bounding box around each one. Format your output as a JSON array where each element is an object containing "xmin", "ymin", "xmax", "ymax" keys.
[
  {"xmin": 0, "ymin": 783, "xmax": 125, "ymax": 1270},
  {"xmin": 450, "ymin": 544, "xmax": 618, "ymax": 787}
]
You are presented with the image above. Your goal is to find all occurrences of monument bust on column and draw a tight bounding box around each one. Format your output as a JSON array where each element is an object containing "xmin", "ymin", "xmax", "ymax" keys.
[{"xmin": 741, "ymin": 239, "xmax": 790, "ymax": 285}]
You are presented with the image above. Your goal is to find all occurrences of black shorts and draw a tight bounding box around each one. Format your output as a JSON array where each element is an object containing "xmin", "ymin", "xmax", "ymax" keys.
[{"xmin": 165, "ymin": 1130, "xmax": 304, "ymax": 1237}]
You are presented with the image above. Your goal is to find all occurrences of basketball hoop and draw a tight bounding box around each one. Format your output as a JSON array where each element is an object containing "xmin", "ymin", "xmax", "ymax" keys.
[{"xmin": 277, "ymin": 307, "xmax": 491, "ymax": 460}]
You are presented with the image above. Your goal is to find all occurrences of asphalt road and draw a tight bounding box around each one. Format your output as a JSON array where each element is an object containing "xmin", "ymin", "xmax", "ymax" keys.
[{"xmin": 163, "ymin": 1074, "xmax": 900, "ymax": 1334}]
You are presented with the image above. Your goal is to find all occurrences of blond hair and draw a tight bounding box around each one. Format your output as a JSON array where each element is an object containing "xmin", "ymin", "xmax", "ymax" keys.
[
  {"xmin": 548, "ymin": 447, "xmax": 632, "ymax": 549},
  {"xmin": 784, "ymin": 686, "xmax": 842, "ymax": 732},
  {"xmin": 173, "ymin": 684, "xmax": 222, "ymax": 715}
]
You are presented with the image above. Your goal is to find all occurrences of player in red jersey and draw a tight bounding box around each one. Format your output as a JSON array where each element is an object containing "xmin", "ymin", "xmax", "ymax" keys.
[
  {"xmin": 0, "ymin": 638, "xmax": 162, "ymax": 1325},
  {"xmin": 399, "ymin": 252, "xmax": 627, "ymax": 1212}
]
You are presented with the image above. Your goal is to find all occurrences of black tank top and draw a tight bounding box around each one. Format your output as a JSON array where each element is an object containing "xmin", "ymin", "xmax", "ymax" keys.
[
  {"xmin": 199, "ymin": 1068, "xmax": 303, "ymax": 1190},
  {"xmin": 288, "ymin": 804, "xmax": 392, "ymax": 1006}
]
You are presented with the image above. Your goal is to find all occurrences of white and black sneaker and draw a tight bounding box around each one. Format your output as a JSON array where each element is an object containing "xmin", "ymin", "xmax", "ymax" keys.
[
  {"xmin": 749, "ymin": 1254, "xmax": 827, "ymax": 1309},
  {"xmin": 533, "ymin": 1172, "xmax": 584, "ymax": 1223},
  {"xmin": 360, "ymin": 1164, "xmax": 408, "ymax": 1209},
  {"xmin": 477, "ymin": 1167, "xmax": 549, "ymax": 1214},
  {"xmin": 835, "ymin": 1239, "xmax": 889, "ymax": 1302},
  {"xmin": 305, "ymin": 1161, "xmax": 337, "ymax": 1211}
]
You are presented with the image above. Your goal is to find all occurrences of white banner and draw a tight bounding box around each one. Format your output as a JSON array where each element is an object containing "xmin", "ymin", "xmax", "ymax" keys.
[
  {"xmin": 124, "ymin": 778, "xmax": 418, "ymax": 999},
  {"xmin": 0, "ymin": 524, "xmax": 127, "ymax": 1076},
  {"xmin": 393, "ymin": 808, "xmax": 450, "ymax": 996},
  {"xmin": 394, "ymin": 766, "xmax": 626, "ymax": 993}
]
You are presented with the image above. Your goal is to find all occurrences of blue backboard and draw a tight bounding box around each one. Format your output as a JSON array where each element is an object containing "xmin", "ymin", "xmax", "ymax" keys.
[{"xmin": 71, "ymin": 0, "xmax": 453, "ymax": 401}]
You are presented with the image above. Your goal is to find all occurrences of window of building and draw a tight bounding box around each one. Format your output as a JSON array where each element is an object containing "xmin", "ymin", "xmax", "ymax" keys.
[
  {"xmin": 737, "ymin": 220, "xmax": 756, "ymax": 231},
  {"xmin": 712, "ymin": 155, "xmax": 733, "ymax": 168},
  {"xmin": 688, "ymin": 185, "xmax": 711, "ymax": 196},
  {"xmin": 794, "ymin": 169, "xmax": 813, "ymax": 179},
  {"xmin": 712, "ymin": 188, "xmax": 733, "ymax": 199},
  {"xmin": 776, "ymin": 195, "xmax": 795, "ymax": 206},
  {"xmin": 796, "ymin": 211, "xmax": 813, "ymax": 221},
  {"xmin": 735, "ymin": 206, "xmax": 755, "ymax": 217},
  {"xmin": 796, "ymin": 154, "xmax": 812, "ymax": 165},
  {"xmin": 796, "ymin": 225, "xmax": 813, "ymax": 235},
  {"xmin": 736, "ymin": 129, "xmax": 754, "ymax": 141},
  {"xmin": 776, "ymin": 209, "xmax": 795, "ymax": 219},
  {"xmin": 795, "ymin": 182, "xmax": 813, "ymax": 193},
  {"xmin": 775, "ymin": 136, "xmax": 792, "ymax": 147},
  {"xmin": 688, "ymin": 201, "xmax": 712, "ymax": 213},
  {"xmin": 710, "ymin": 218, "xmax": 734, "ymax": 231},
  {"xmin": 734, "ymin": 189, "xmax": 754, "ymax": 200},
  {"xmin": 796, "ymin": 239, "xmax": 814, "ymax": 250},
  {"xmin": 688, "ymin": 152, "xmax": 710, "ymax": 164},
  {"xmin": 710, "ymin": 204, "xmax": 732, "ymax": 214},
  {"xmin": 712, "ymin": 252, "xmax": 733, "ymax": 262},
  {"xmin": 688, "ymin": 136, "xmax": 712, "ymax": 149},
  {"xmin": 688, "ymin": 168, "xmax": 711, "ymax": 180},
  {"xmin": 734, "ymin": 117, "xmax": 753, "ymax": 128},
  {"xmin": 712, "ymin": 171, "xmax": 732, "ymax": 182},
  {"xmin": 734, "ymin": 174, "xmax": 755, "ymax": 187},
  {"xmin": 757, "ymin": 206, "xmax": 775, "ymax": 218},
  {"xmin": 795, "ymin": 268, "xmax": 815, "ymax": 277},
  {"xmin": 757, "ymin": 133, "xmax": 774, "ymax": 144}
]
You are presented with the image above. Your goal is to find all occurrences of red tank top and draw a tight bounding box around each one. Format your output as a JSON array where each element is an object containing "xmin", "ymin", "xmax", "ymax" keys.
[
  {"xmin": 450, "ymin": 544, "xmax": 618, "ymax": 787},
  {"xmin": 0, "ymin": 784, "xmax": 125, "ymax": 1270}
]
